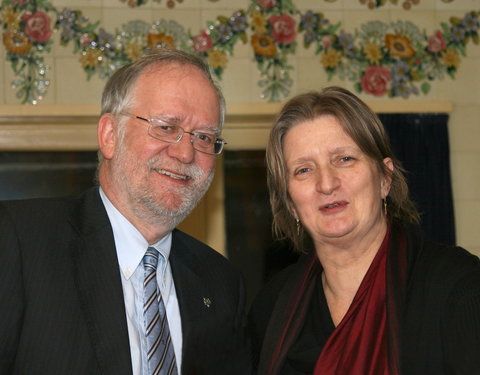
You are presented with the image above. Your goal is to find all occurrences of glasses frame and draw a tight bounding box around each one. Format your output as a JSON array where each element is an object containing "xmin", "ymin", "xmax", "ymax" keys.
[{"xmin": 127, "ymin": 114, "xmax": 227, "ymax": 155}]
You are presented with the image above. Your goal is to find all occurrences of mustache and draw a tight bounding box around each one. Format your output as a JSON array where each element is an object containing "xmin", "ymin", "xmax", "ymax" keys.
[{"xmin": 147, "ymin": 157, "xmax": 210, "ymax": 180}]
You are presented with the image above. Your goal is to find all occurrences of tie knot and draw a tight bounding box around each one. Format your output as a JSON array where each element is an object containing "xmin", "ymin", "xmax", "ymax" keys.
[{"xmin": 143, "ymin": 247, "xmax": 159, "ymax": 269}]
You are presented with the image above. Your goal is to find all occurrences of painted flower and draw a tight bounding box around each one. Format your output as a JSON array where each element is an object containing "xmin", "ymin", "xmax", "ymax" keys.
[
  {"xmin": 450, "ymin": 26, "xmax": 466, "ymax": 43},
  {"xmin": 250, "ymin": 10, "xmax": 267, "ymax": 34},
  {"xmin": 441, "ymin": 48, "xmax": 460, "ymax": 68},
  {"xmin": 193, "ymin": 30, "xmax": 213, "ymax": 53},
  {"xmin": 251, "ymin": 34, "xmax": 276, "ymax": 57},
  {"xmin": 321, "ymin": 48, "xmax": 342, "ymax": 69},
  {"xmin": 361, "ymin": 66, "xmax": 391, "ymax": 96},
  {"xmin": 269, "ymin": 14, "xmax": 296, "ymax": 44},
  {"xmin": 385, "ymin": 34, "xmax": 415, "ymax": 58},
  {"xmin": 79, "ymin": 33, "xmax": 93, "ymax": 48},
  {"xmin": 147, "ymin": 33, "xmax": 175, "ymax": 49},
  {"xmin": 23, "ymin": 11, "xmax": 52, "ymax": 43},
  {"xmin": 2, "ymin": 7, "xmax": 22, "ymax": 30},
  {"xmin": 427, "ymin": 31, "xmax": 446, "ymax": 53},
  {"xmin": 79, "ymin": 48, "xmax": 103, "ymax": 68},
  {"xmin": 257, "ymin": 0, "xmax": 275, "ymax": 10},
  {"xmin": 300, "ymin": 10, "xmax": 319, "ymax": 31},
  {"xmin": 462, "ymin": 12, "xmax": 479, "ymax": 33},
  {"xmin": 363, "ymin": 41, "xmax": 383, "ymax": 65},
  {"xmin": 3, "ymin": 30, "xmax": 31, "ymax": 54},
  {"xmin": 125, "ymin": 43, "xmax": 143, "ymax": 61},
  {"xmin": 207, "ymin": 49, "xmax": 228, "ymax": 69},
  {"xmin": 216, "ymin": 24, "xmax": 234, "ymax": 43},
  {"xmin": 321, "ymin": 35, "xmax": 333, "ymax": 49},
  {"xmin": 228, "ymin": 11, "xmax": 248, "ymax": 33}
]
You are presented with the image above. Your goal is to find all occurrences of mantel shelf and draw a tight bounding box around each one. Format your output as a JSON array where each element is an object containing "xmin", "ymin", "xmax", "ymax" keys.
[{"xmin": 0, "ymin": 101, "xmax": 453, "ymax": 151}]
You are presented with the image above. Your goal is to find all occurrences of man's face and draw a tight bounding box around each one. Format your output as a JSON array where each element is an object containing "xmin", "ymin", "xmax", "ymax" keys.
[{"xmin": 104, "ymin": 63, "xmax": 220, "ymax": 229}]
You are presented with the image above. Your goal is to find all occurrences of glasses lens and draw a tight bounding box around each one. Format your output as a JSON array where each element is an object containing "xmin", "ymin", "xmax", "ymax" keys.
[{"xmin": 149, "ymin": 121, "xmax": 181, "ymax": 142}]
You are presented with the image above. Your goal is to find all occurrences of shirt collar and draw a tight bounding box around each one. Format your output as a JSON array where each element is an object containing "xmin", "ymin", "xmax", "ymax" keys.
[{"xmin": 99, "ymin": 187, "xmax": 172, "ymax": 280}]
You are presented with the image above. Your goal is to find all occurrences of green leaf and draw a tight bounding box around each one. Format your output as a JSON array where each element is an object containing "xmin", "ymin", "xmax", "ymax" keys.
[{"xmin": 420, "ymin": 82, "xmax": 430, "ymax": 94}]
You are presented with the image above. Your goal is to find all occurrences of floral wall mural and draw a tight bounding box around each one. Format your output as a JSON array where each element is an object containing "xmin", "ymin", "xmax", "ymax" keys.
[{"xmin": 0, "ymin": 0, "xmax": 479, "ymax": 104}]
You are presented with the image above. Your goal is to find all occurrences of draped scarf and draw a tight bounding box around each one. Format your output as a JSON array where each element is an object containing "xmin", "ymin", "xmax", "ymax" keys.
[{"xmin": 259, "ymin": 220, "xmax": 408, "ymax": 375}]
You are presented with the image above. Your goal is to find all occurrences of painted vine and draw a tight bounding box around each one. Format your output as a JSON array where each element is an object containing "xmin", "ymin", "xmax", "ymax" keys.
[{"xmin": 0, "ymin": 0, "xmax": 479, "ymax": 103}]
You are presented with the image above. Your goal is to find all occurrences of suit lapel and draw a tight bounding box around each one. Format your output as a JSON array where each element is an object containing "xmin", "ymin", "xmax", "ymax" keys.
[
  {"xmin": 169, "ymin": 231, "xmax": 213, "ymax": 359},
  {"xmin": 70, "ymin": 188, "xmax": 133, "ymax": 375}
]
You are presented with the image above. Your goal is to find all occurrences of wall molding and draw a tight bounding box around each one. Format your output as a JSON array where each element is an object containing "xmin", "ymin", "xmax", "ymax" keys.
[{"xmin": 0, "ymin": 101, "xmax": 454, "ymax": 151}]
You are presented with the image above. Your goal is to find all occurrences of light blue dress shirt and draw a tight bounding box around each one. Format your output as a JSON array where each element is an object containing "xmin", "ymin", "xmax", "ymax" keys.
[{"xmin": 99, "ymin": 188, "xmax": 183, "ymax": 375}]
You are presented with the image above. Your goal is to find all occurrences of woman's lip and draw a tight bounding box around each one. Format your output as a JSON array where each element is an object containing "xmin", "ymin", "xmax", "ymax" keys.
[{"xmin": 320, "ymin": 201, "xmax": 348, "ymax": 211}]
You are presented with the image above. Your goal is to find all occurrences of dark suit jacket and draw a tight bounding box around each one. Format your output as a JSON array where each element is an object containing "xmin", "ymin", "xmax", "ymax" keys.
[{"xmin": 0, "ymin": 187, "xmax": 251, "ymax": 375}]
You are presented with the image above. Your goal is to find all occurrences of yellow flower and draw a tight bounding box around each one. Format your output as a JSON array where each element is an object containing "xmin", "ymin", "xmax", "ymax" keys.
[
  {"xmin": 2, "ymin": 7, "xmax": 22, "ymax": 30},
  {"xmin": 125, "ymin": 43, "xmax": 143, "ymax": 61},
  {"xmin": 363, "ymin": 41, "xmax": 383, "ymax": 65},
  {"xmin": 3, "ymin": 30, "xmax": 31, "ymax": 55},
  {"xmin": 79, "ymin": 48, "xmax": 103, "ymax": 68},
  {"xmin": 441, "ymin": 48, "xmax": 460, "ymax": 68},
  {"xmin": 147, "ymin": 33, "xmax": 175, "ymax": 50},
  {"xmin": 385, "ymin": 34, "xmax": 415, "ymax": 58},
  {"xmin": 321, "ymin": 49, "xmax": 342, "ymax": 69},
  {"xmin": 208, "ymin": 49, "xmax": 228, "ymax": 69},
  {"xmin": 250, "ymin": 10, "xmax": 267, "ymax": 34},
  {"xmin": 251, "ymin": 34, "xmax": 276, "ymax": 57}
]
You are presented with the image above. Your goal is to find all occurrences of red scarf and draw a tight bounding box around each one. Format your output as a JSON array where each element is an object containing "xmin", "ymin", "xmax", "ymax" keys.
[
  {"xmin": 260, "ymin": 221, "xmax": 408, "ymax": 375},
  {"xmin": 313, "ymin": 225, "xmax": 392, "ymax": 375}
]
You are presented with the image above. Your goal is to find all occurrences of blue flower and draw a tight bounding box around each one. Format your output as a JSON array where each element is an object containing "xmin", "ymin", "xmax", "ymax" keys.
[
  {"xmin": 216, "ymin": 24, "xmax": 234, "ymax": 43},
  {"xmin": 300, "ymin": 11, "xmax": 318, "ymax": 31},
  {"xmin": 228, "ymin": 11, "xmax": 248, "ymax": 33},
  {"xmin": 462, "ymin": 12, "xmax": 479, "ymax": 33}
]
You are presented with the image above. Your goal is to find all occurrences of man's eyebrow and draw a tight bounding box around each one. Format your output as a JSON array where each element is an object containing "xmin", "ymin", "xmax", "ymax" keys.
[{"xmin": 196, "ymin": 126, "xmax": 221, "ymax": 134}]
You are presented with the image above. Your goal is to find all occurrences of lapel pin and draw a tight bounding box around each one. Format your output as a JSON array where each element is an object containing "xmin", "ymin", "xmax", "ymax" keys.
[{"xmin": 203, "ymin": 297, "xmax": 212, "ymax": 308}]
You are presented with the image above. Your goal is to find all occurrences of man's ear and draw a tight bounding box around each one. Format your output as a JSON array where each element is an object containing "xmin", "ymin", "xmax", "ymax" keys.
[
  {"xmin": 98, "ymin": 113, "xmax": 118, "ymax": 160},
  {"xmin": 381, "ymin": 157, "xmax": 394, "ymax": 197}
]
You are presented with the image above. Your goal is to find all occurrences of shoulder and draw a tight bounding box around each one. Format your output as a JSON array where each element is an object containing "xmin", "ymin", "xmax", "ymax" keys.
[
  {"xmin": 403, "ymin": 221, "xmax": 480, "ymax": 296},
  {"xmin": 170, "ymin": 229, "xmax": 244, "ymax": 283},
  {"xmin": 248, "ymin": 254, "xmax": 310, "ymax": 331},
  {"xmin": 0, "ymin": 187, "xmax": 102, "ymax": 233}
]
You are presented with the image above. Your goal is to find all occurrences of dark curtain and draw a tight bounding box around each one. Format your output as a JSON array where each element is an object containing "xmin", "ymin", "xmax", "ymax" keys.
[{"xmin": 378, "ymin": 113, "xmax": 455, "ymax": 245}]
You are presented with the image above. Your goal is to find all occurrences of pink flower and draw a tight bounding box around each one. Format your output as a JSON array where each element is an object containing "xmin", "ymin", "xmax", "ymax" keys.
[
  {"xmin": 193, "ymin": 30, "xmax": 213, "ymax": 53},
  {"xmin": 269, "ymin": 14, "xmax": 296, "ymax": 44},
  {"xmin": 257, "ymin": 0, "xmax": 275, "ymax": 9},
  {"xmin": 428, "ymin": 30, "xmax": 447, "ymax": 53},
  {"xmin": 79, "ymin": 33, "xmax": 92, "ymax": 48},
  {"xmin": 23, "ymin": 11, "xmax": 52, "ymax": 43},
  {"xmin": 321, "ymin": 35, "xmax": 333, "ymax": 49},
  {"xmin": 361, "ymin": 66, "xmax": 391, "ymax": 96}
]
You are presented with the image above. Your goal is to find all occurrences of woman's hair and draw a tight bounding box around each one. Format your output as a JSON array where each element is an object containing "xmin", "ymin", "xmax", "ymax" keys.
[{"xmin": 266, "ymin": 86, "xmax": 420, "ymax": 252}]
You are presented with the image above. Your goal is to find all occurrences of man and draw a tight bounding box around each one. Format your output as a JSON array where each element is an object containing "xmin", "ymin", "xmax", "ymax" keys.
[{"xmin": 0, "ymin": 49, "xmax": 250, "ymax": 375}]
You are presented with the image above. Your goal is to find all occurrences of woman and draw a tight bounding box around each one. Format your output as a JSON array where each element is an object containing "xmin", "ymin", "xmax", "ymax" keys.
[{"xmin": 248, "ymin": 87, "xmax": 480, "ymax": 375}]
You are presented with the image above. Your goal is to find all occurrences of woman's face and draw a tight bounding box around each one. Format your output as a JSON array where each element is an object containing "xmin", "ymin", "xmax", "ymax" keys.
[{"xmin": 283, "ymin": 114, "xmax": 393, "ymax": 247}]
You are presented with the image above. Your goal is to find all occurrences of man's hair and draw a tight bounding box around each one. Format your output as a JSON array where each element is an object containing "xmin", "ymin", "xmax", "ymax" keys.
[
  {"xmin": 100, "ymin": 48, "xmax": 225, "ymax": 126},
  {"xmin": 266, "ymin": 86, "xmax": 420, "ymax": 252}
]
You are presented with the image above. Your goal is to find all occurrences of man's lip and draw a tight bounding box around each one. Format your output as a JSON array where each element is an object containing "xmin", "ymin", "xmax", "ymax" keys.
[{"xmin": 155, "ymin": 168, "xmax": 190, "ymax": 181}]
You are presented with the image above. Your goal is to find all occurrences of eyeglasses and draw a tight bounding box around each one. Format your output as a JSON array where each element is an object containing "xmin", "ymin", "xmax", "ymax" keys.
[{"xmin": 128, "ymin": 115, "xmax": 227, "ymax": 155}]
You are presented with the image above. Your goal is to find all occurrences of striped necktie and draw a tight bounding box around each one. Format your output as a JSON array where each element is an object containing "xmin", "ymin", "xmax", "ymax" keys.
[{"xmin": 143, "ymin": 247, "xmax": 178, "ymax": 375}]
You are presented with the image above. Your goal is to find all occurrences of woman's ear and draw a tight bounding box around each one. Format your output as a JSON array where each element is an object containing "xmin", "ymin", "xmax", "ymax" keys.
[
  {"xmin": 381, "ymin": 157, "xmax": 394, "ymax": 198},
  {"xmin": 98, "ymin": 113, "xmax": 118, "ymax": 160}
]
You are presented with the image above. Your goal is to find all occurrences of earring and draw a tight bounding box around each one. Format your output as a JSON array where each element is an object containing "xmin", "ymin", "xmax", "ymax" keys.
[
  {"xmin": 296, "ymin": 218, "xmax": 301, "ymax": 236},
  {"xmin": 383, "ymin": 198, "xmax": 388, "ymax": 216}
]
